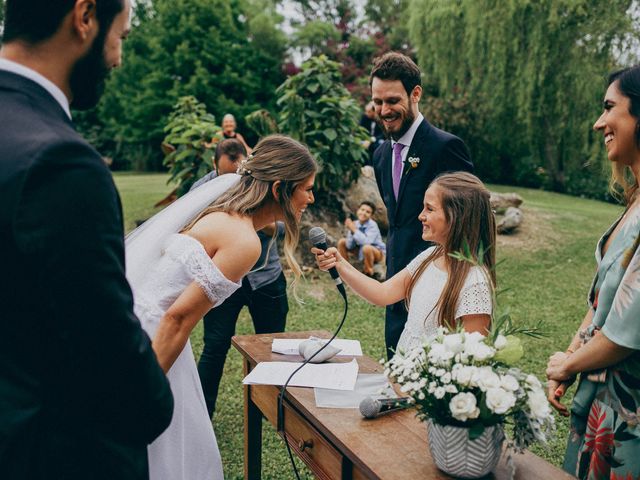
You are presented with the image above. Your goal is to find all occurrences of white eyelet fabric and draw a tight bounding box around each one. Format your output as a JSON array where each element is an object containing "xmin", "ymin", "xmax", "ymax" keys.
[{"xmin": 396, "ymin": 247, "xmax": 493, "ymax": 354}]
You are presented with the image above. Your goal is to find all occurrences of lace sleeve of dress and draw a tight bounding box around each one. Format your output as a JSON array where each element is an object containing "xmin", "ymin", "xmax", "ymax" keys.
[
  {"xmin": 455, "ymin": 270, "xmax": 493, "ymax": 318},
  {"xmin": 166, "ymin": 235, "xmax": 242, "ymax": 305}
]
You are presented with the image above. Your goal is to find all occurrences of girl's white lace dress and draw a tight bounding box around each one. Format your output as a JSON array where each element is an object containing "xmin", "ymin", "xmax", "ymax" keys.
[
  {"xmin": 396, "ymin": 246, "xmax": 493, "ymax": 353},
  {"xmin": 133, "ymin": 233, "xmax": 241, "ymax": 480}
]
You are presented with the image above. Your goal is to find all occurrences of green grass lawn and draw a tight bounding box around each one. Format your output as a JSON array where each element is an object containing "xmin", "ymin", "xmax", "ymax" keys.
[{"xmin": 113, "ymin": 172, "xmax": 623, "ymax": 478}]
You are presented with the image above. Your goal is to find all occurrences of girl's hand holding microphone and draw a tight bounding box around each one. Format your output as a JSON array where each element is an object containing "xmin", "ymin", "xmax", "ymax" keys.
[{"xmin": 312, "ymin": 247, "xmax": 341, "ymax": 271}]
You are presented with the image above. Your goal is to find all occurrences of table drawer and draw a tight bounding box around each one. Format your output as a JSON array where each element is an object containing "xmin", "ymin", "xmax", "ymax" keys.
[{"xmin": 280, "ymin": 402, "xmax": 344, "ymax": 480}]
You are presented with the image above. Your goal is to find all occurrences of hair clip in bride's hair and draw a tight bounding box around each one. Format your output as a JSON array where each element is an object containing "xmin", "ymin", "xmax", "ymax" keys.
[{"xmin": 237, "ymin": 157, "xmax": 253, "ymax": 176}]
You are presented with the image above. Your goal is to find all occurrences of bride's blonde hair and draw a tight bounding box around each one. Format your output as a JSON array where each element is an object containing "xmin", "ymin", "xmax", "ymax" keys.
[{"xmin": 183, "ymin": 134, "xmax": 317, "ymax": 294}]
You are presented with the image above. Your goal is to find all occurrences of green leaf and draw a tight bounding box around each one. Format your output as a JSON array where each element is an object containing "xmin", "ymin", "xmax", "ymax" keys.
[
  {"xmin": 468, "ymin": 423, "xmax": 486, "ymax": 440},
  {"xmin": 323, "ymin": 128, "xmax": 337, "ymax": 141}
]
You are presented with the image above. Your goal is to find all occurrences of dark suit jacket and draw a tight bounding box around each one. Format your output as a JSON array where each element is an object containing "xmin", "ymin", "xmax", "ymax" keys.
[
  {"xmin": 0, "ymin": 71, "xmax": 174, "ymax": 479},
  {"xmin": 373, "ymin": 118, "xmax": 473, "ymax": 352}
]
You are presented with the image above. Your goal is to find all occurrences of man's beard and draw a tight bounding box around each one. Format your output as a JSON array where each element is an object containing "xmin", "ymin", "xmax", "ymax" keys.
[
  {"xmin": 69, "ymin": 33, "xmax": 110, "ymax": 111},
  {"xmin": 380, "ymin": 108, "xmax": 416, "ymax": 141}
]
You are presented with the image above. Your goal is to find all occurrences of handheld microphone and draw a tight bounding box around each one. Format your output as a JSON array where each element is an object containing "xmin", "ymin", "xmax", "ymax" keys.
[
  {"xmin": 309, "ymin": 226, "xmax": 346, "ymax": 298},
  {"xmin": 359, "ymin": 396, "xmax": 413, "ymax": 419}
]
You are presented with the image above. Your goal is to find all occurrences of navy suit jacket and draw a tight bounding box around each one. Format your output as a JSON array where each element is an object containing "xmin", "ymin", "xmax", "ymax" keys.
[
  {"xmin": 0, "ymin": 71, "xmax": 173, "ymax": 479},
  {"xmin": 373, "ymin": 118, "xmax": 473, "ymax": 352}
]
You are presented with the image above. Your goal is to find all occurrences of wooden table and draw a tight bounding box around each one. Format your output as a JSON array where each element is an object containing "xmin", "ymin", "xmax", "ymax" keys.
[{"xmin": 231, "ymin": 331, "xmax": 574, "ymax": 480}]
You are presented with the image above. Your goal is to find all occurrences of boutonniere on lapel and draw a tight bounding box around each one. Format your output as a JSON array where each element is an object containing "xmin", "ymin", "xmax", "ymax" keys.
[{"xmin": 403, "ymin": 156, "xmax": 421, "ymax": 175}]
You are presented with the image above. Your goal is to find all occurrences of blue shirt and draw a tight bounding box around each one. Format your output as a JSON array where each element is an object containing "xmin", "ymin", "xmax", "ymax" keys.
[
  {"xmin": 346, "ymin": 219, "xmax": 386, "ymax": 260},
  {"xmin": 189, "ymin": 171, "xmax": 284, "ymax": 290}
]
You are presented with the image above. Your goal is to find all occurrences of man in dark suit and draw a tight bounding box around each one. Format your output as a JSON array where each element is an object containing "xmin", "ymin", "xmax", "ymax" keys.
[
  {"xmin": 0, "ymin": 1, "xmax": 173, "ymax": 479},
  {"xmin": 370, "ymin": 52, "xmax": 474, "ymax": 358}
]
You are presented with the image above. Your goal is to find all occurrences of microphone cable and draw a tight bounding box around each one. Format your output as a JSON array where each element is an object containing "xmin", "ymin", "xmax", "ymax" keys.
[{"xmin": 277, "ymin": 285, "xmax": 348, "ymax": 480}]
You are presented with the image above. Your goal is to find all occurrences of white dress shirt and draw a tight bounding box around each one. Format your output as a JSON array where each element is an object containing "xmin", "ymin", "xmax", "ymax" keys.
[
  {"xmin": 391, "ymin": 112, "xmax": 424, "ymax": 174},
  {"xmin": 0, "ymin": 58, "xmax": 72, "ymax": 119}
]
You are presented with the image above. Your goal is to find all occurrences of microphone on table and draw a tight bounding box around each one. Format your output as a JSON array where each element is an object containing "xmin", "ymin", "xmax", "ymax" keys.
[
  {"xmin": 309, "ymin": 226, "xmax": 346, "ymax": 299},
  {"xmin": 359, "ymin": 396, "xmax": 413, "ymax": 419}
]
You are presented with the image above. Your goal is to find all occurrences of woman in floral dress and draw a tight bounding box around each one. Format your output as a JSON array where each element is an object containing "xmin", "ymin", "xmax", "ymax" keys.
[{"xmin": 546, "ymin": 66, "xmax": 640, "ymax": 479}]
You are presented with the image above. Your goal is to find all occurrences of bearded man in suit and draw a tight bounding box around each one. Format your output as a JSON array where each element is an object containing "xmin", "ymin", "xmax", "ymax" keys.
[
  {"xmin": 0, "ymin": 1, "xmax": 173, "ymax": 478},
  {"xmin": 370, "ymin": 52, "xmax": 474, "ymax": 358}
]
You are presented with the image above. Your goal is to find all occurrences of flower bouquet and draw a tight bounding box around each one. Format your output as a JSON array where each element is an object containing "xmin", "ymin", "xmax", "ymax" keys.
[{"xmin": 385, "ymin": 326, "xmax": 554, "ymax": 478}]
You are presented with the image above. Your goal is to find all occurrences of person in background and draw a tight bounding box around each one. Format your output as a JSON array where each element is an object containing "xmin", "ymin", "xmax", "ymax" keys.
[
  {"xmin": 338, "ymin": 201, "xmax": 386, "ymax": 279},
  {"xmin": 360, "ymin": 100, "xmax": 385, "ymax": 166},
  {"xmin": 191, "ymin": 138, "xmax": 289, "ymax": 419},
  {"xmin": 221, "ymin": 113, "xmax": 252, "ymax": 154},
  {"xmin": 190, "ymin": 138, "xmax": 247, "ymax": 191},
  {"xmin": 546, "ymin": 65, "xmax": 640, "ymax": 480}
]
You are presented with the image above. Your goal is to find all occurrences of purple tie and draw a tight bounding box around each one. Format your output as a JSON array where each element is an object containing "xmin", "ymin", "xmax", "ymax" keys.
[{"xmin": 392, "ymin": 142, "xmax": 404, "ymax": 199}]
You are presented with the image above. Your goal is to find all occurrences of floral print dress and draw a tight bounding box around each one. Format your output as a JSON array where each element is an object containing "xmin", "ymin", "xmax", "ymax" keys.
[{"xmin": 564, "ymin": 207, "xmax": 640, "ymax": 480}]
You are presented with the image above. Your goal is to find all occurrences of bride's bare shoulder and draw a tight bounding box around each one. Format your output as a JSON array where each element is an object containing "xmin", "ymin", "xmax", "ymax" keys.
[{"xmin": 187, "ymin": 211, "xmax": 260, "ymax": 257}]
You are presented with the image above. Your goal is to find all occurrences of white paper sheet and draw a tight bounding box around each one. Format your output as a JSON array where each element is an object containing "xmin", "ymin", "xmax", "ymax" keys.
[
  {"xmin": 314, "ymin": 374, "xmax": 398, "ymax": 408},
  {"xmin": 242, "ymin": 358, "xmax": 359, "ymax": 391},
  {"xmin": 271, "ymin": 337, "xmax": 363, "ymax": 356}
]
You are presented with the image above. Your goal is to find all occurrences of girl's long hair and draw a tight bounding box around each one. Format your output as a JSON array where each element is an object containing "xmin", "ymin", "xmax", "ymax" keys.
[
  {"xmin": 182, "ymin": 134, "xmax": 317, "ymax": 294},
  {"xmin": 405, "ymin": 172, "xmax": 497, "ymax": 329}
]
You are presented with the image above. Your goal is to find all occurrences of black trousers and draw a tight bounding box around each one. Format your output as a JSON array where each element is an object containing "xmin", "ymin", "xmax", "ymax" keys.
[
  {"xmin": 197, "ymin": 272, "xmax": 288, "ymax": 417},
  {"xmin": 385, "ymin": 301, "xmax": 408, "ymax": 359}
]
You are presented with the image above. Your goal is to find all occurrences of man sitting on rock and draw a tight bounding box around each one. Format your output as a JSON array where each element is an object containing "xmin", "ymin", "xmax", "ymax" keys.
[{"xmin": 338, "ymin": 201, "xmax": 386, "ymax": 278}]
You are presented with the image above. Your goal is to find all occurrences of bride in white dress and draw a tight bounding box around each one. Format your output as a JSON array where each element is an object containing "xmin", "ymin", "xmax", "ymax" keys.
[{"xmin": 125, "ymin": 135, "xmax": 317, "ymax": 480}]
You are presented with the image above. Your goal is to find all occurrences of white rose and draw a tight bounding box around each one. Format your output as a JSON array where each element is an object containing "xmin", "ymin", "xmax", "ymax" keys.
[
  {"xmin": 445, "ymin": 384, "xmax": 458, "ymax": 394},
  {"xmin": 485, "ymin": 387, "xmax": 516, "ymax": 414},
  {"xmin": 494, "ymin": 334, "xmax": 508, "ymax": 350},
  {"xmin": 434, "ymin": 387, "xmax": 446, "ymax": 399},
  {"xmin": 428, "ymin": 343, "xmax": 454, "ymax": 364},
  {"xmin": 441, "ymin": 372, "xmax": 452, "ymax": 384},
  {"xmin": 464, "ymin": 331, "xmax": 486, "ymax": 345},
  {"xmin": 526, "ymin": 374, "xmax": 543, "ymax": 390},
  {"xmin": 453, "ymin": 366, "xmax": 477, "ymax": 386},
  {"xmin": 449, "ymin": 392, "xmax": 480, "ymax": 421},
  {"xmin": 500, "ymin": 374, "xmax": 520, "ymax": 392},
  {"xmin": 527, "ymin": 389, "xmax": 551, "ymax": 419},
  {"xmin": 474, "ymin": 367, "xmax": 501, "ymax": 392},
  {"xmin": 466, "ymin": 342, "xmax": 496, "ymax": 362},
  {"xmin": 443, "ymin": 333, "xmax": 465, "ymax": 354}
]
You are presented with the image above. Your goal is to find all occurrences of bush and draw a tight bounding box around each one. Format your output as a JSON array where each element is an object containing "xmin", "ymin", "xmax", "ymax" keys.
[
  {"xmin": 162, "ymin": 96, "xmax": 220, "ymax": 197},
  {"xmin": 247, "ymin": 55, "xmax": 369, "ymax": 200}
]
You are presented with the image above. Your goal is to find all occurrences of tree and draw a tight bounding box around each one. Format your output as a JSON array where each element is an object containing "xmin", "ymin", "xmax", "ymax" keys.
[
  {"xmin": 363, "ymin": 0, "xmax": 411, "ymax": 51},
  {"xmin": 78, "ymin": 0, "xmax": 286, "ymax": 171},
  {"xmin": 162, "ymin": 96, "xmax": 220, "ymax": 197},
  {"xmin": 245, "ymin": 55, "xmax": 369, "ymax": 200},
  {"xmin": 274, "ymin": 55, "xmax": 369, "ymax": 196},
  {"xmin": 287, "ymin": 0, "xmax": 413, "ymax": 103},
  {"xmin": 409, "ymin": 0, "xmax": 636, "ymax": 197}
]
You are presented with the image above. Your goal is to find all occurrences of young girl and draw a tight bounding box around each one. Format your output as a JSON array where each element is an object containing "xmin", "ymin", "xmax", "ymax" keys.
[{"xmin": 313, "ymin": 172, "xmax": 496, "ymax": 352}]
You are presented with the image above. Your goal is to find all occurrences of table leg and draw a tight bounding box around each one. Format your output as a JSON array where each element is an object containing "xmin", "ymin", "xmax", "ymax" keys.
[{"xmin": 244, "ymin": 360, "xmax": 262, "ymax": 480}]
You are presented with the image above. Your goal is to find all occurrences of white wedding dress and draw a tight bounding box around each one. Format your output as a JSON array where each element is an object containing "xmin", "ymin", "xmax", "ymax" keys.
[
  {"xmin": 134, "ymin": 233, "xmax": 240, "ymax": 480},
  {"xmin": 125, "ymin": 174, "xmax": 242, "ymax": 480}
]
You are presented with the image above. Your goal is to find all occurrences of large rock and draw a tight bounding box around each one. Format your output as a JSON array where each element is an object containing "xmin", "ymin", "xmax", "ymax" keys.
[
  {"xmin": 497, "ymin": 207, "xmax": 523, "ymax": 234},
  {"xmin": 490, "ymin": 192, "xmax": 523, "ymax": 214}
]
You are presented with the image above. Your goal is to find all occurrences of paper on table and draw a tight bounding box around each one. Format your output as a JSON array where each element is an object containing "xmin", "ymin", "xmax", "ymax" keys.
[
  {"xmin": 272, "ymin": 337, "xmax": 363, "ymax": 356},
  {"xmin": 242, "ymin": 358, "xmax": 359, "ymax": 391},
  {"xmin": 314, "ymin": 373, "xmax": 398, "ymax": 408}
]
